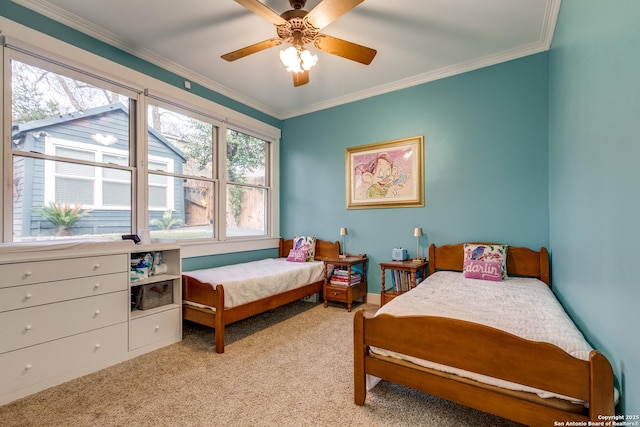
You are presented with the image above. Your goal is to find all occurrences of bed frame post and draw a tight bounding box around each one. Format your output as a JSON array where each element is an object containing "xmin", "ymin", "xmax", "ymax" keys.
[
  {"xmin": 589, "ymin": 351, "xmax": 615, "ymax": 421},
  {"xmin": 353, "ymin": 309, "xmax": 367, "ymax": 405},
  {"xmin": 540, "ymin": 247, "xmax": 550, "ymax": 286},
  {"xmin": 215, "ymin": 285, "xmax": 225, "ymax": 353}
]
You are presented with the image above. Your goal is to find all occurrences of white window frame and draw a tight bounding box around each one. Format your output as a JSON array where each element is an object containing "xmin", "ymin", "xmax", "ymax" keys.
[
  {"xmin": 43, "ymin": 137, "xmax": 151, "ymax": 210},
  {"xmin": 2, "ymin": 25, "xmax": 281, "ymax": 256}
]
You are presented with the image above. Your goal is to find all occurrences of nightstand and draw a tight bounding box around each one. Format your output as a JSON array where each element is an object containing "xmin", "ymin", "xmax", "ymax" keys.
[
  {"xmin": 379, "ymin": 259, "xmax": 428, "ymax": 306},
  {"xmin": 322, "ymin": 255, "xmax": 368, "ymax": 312}
]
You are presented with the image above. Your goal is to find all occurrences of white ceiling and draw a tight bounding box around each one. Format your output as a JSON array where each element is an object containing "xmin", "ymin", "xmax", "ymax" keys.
[{"xmin": 13, "ymin": 0, "xmax": 560, "ymax": 119}]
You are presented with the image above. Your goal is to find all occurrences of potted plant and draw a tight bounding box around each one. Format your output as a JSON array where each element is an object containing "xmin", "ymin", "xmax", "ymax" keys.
[{"xmin": 34, "ymin": 202, "xmax": 91, "ymax": 236}]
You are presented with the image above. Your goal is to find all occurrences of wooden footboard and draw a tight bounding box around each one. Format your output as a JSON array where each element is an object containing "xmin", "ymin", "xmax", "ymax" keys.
[
  {"xmin": 353, "ymin": 310, "xmax": 615, "ymax": 427},
  {"xmin": 182, "ymin": 238, "xmax": 339, "ymax": 353},
  {"xmin": 182, "ymin": 276, "xmax": 322, "ymax": 353}
]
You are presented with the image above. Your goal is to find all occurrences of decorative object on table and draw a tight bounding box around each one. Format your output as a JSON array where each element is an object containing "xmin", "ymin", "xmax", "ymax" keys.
[
  {"xmin": 339, "ymin": 227, "xmax": 348, "ymax": 258},
  {"xmin": 413, "ymin": 227, "xmax": 425, "ymax": 263},
  {"xmin": 392, "ymin": 247, "xmax": 408, "ymax": 261},
  {"xmin": 346, "ymin": 135, "xmax": 424, "ymax": 209}
]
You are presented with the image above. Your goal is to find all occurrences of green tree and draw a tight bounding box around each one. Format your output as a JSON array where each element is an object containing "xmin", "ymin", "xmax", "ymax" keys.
[
  {"xmin": 226, "ymin": 130, "xmax": 265, "ymax": 222},
  {"xmin": 11, "ymin": 63, "xmax": 61, "ymax": 123}
]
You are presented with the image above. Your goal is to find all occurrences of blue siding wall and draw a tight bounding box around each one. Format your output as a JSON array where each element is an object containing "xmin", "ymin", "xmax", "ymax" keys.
[
  {"xmin": 549, "ymin": 0, "xmax": 640, "ymax": 414},
  {"xmin": 281, "ymin": 53, "xmax": 550, "ymax": 295}
]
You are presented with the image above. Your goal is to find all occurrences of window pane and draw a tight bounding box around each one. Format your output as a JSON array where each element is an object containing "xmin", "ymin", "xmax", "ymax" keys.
[
  {"xmin": 11, "ymin": 60, "xmax": 130, "ymax": 164},
  {"xmin": 149, "ymin": 185, "xmax": 168, "ymax": 209},
  {"xmin": 55, "ymin": 177, "xmax": 93, "ymax": 204},
  {"xmin": 103, "ymin": 153, "xmax": 128, "ymax": 166},
  {"xmin": 55, "ymin": 161, "xmax": 95, "ymax": 178},
  {"xmin": 103, "ymin": 182, "xmax": 131, "ymax": 206},
  {"xmin": 147, "ymin": 104, "xmax": 214, "ymax": 179},
  {"xmin": 149, "ymin": 173, "xmax": 168, "ymax": 186},
  {"xmin": 148, "ymin": 178, "xmax": 215, "ymax": 241},
  {"xmin": 13, "ymin": 157, "xmax": 131, "ymax": 241},
  {"xmin": 226, "ymin": 184, "xmax": 266, "ymax": 237},
  {"xmin": 103, "ymin": 168, "xmax": 130, "ymax": 181},
  {"xmin": 226, "ymin": 130, "xmax": 267, "ymax": 185}
]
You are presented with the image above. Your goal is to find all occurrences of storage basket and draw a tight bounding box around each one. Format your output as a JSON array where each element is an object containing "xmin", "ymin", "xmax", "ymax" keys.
[{"xmin": 133, "ymin": 280, "xmax": 173, "ymax": 310}]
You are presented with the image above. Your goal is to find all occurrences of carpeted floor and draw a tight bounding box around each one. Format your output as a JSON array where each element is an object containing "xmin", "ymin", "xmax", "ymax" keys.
[{"xmin": 0, "ymin": 301, "xmax": 524, "ymax": 427}]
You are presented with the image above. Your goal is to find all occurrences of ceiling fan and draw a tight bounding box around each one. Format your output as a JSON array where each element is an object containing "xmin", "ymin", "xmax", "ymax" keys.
[{"xmin": 221, "ymin": 0, "xmax": 377, "ymax": 87}]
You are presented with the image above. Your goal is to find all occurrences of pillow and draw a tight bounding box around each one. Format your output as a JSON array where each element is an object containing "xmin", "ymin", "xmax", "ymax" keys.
[
  {"xmin": 293, "ymin": 236, "xmax": 317, "ymax": 261},
  {"xmin": 286, "ymin": 249, "xmax": 308, "ymax": 262},
  {"xmin": 463, "ymin": 243, "xmax": 508, "ymax": 279},
  {"xmin": 463, "ymin": 260, "xmax": 502, "ymax": 281}
]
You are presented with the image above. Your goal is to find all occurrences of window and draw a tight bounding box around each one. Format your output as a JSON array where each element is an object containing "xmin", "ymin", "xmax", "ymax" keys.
[
  {"xmin": 9, "ymin": 55, "xmax": 136, "ymax": 241},
  {"xmin": 3, "ymin": 36, "xmax": 279, "ymax": 249},
  {"xmin": 146, "ymin": 101, "xmax": 217, "ymax": 241},
  {"xmin": 226, "ymin": 129, "xmax": 269, "ymax": 237}
]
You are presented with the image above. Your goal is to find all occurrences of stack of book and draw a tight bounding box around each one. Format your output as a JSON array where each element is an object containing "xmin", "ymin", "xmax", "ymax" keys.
[
  {"xmin": 391, "ymin": 270, "xmax": 422, "ymax": 292},
  {"xmin": 330, "ymin": 269, "xmax": 362, "ymax": 287}
]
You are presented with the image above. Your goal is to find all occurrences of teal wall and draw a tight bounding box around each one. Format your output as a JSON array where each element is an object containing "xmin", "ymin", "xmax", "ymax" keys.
[
  {"xmin": 281, "ymin": 53, "xmax": 550, "ymax": 295},
  {"xmin": 182, "ymin": 248, "xmax": 278, "ymax": 272},
  {"xmin": 549, "ymin": 0, "xmax": 639, "ymax": 414}
]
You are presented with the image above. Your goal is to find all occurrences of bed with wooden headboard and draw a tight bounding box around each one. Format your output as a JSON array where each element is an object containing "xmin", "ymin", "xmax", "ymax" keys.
[
  {"xmin": 182, "ymin": 237, "xmax": 339, "ymax": 353},
  {"xmin": 354, "ymin": 242, "xmax": 615, "ymax": 426}
]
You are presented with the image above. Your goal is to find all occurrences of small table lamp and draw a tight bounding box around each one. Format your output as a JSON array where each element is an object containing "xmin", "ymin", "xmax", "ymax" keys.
[
  {"xmin": 340, "ymin": 227, "xmax": 348, "ymax": 258},
  {"xmin": 413, "ymin": 227, "xmax": 424, "ymax": 263}
]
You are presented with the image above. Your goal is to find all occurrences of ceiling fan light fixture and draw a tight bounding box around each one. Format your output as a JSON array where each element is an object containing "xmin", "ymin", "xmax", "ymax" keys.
[
  {"xmin": 300, "ymin": 49, "xmax": 318, "ymax": 70},
  {"xmin": 280, "ymin": 46, "xmax": 317, "ymax": 74}
]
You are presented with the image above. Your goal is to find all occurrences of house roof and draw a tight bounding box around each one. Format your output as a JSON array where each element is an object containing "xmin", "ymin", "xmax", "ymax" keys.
[{"xmin": 12, "ymin": 103, "xmax": 185, "ymax": 160}]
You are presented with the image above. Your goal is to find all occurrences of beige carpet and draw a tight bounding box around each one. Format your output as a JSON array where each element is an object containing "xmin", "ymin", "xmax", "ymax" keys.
[{"xmin": 0, "ymin": 301, "xmax": 523, "ymax": 427}]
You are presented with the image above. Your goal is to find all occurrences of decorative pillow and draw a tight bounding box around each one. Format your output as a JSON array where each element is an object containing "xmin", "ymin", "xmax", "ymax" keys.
[
  {"xmin": 463, "ymin": 260, "xmax": 502, "ymax": 281},
  {"xmin": 286, "ymin": 249, "xmax": 308, "ymax": 262},
  {"xmin": 463, "ymin": 243, "xmax": 508, "ymax": 279},
  {"xmin": 293, "ymin": 236, "xmax": 317, "ymax": 261}
]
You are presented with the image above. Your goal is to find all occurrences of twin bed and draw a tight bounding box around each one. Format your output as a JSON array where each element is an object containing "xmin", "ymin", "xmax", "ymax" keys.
[
  {"xmin": 354, "ymin": 242, "xmax": 616, "ymax": 426},
  {"xmin": 182, "ymin": 238, "xmax": 339, "ymax": 353},
  {"xmin": 182, "ymin": 238, "xmax": 616, "ymax": 424}
]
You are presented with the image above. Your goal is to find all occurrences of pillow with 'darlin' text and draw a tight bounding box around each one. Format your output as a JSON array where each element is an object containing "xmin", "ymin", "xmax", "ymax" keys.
[
  {"xmin": 463, "ymin": 260, "xmax": 502, "ymax": 281},
  {"xmin": 286, "ymin": 249, "xmax": 308, "ymax": 262},
  {"xmin": 463, "ymin": 243, "xmax": 508, "ymax": 279}
]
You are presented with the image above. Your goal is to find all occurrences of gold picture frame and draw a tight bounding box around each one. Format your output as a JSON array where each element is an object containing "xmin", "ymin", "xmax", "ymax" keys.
[{"xmin": 346, "ymin": 136, "xmax": 424, "ymax": 209}]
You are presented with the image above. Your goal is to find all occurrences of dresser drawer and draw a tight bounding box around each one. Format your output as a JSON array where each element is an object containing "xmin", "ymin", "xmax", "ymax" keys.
[
  {"xmin": 0, "ymin": 291, "xmax": 128, "ymax": 354},
  {"xmin": 0, "ymin": 322, "xmax": 128, "ymax": 400},
  {"xmin": 130, "ymin": 307, "xmax": 181, "ymax": 350},
  {"xmin": 0, "ymin": 272, "xmax": 128, "ymax": 313},
  {"xmin": 0, "ymin": 254, "xmax": 127, "ymax": 288}
]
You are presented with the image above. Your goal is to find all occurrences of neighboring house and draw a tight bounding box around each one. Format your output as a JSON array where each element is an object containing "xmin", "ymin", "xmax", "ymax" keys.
[{"xmin": 11, "ymin": 103, "xmax": 186, "ymax": 238}]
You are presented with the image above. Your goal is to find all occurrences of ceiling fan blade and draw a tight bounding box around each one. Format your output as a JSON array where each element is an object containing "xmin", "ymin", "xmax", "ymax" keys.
[
  {"xmin": 305, "ymin": 0, "xmax": 364, "ymax": 30},
  {"xmin": 221, "ymin": 38, "xmax": 283, "ymax": 61},
  {"xmin": 313, "ymin": 34, "xmax": 377, "ymax": 65},
  {"xmin": 234, "ymin": 0, "xmax": 287, "ymax": 26},
  {"xmin": 293, "ymin": 70, "xmax": 310, "ymax": 87}
]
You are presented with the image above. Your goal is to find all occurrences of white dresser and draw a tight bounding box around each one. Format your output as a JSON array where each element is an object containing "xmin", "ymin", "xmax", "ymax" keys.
[{"xmin": 0, "ymin": 240, "xmax": 182, "ymax": 405}]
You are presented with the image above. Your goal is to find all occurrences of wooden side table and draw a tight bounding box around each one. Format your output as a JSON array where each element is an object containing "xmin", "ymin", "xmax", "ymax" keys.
[
  {"xmin": 379, "ymin": 259, "xmax": 428, "ymax": 306},
  {"xmin": 322, "ymin": 255, "xmax": 368, "ymax": 312}
]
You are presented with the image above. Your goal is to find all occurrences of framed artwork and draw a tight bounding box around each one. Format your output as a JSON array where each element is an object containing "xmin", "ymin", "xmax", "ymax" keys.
[{"xmin": 346, "ymin": 136, "xmax": 424, "ymax": 209}]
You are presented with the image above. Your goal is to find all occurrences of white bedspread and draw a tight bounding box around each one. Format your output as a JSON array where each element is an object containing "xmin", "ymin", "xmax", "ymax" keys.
[
  {"xmin": 370, "ymin": 271, "xmax": 593, "ymax": 403},
  {"xmin": 183, "ymin": 258, "xmax": 325, "ymax": 309}
]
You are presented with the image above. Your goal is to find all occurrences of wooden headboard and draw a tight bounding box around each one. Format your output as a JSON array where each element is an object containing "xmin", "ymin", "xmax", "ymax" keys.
[
  {"xmin": 279, "ymin": 238, "xmax": 340, "ymax": 260},
  {"xmin": 427, "ymin": 242, "xmax": 550, "ymax": 286}
]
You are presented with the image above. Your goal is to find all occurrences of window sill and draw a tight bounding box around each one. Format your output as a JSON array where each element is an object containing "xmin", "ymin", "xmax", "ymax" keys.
[{"xmin": 179, "ymin": 237, "xmax": 281, "ymax": 259}]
